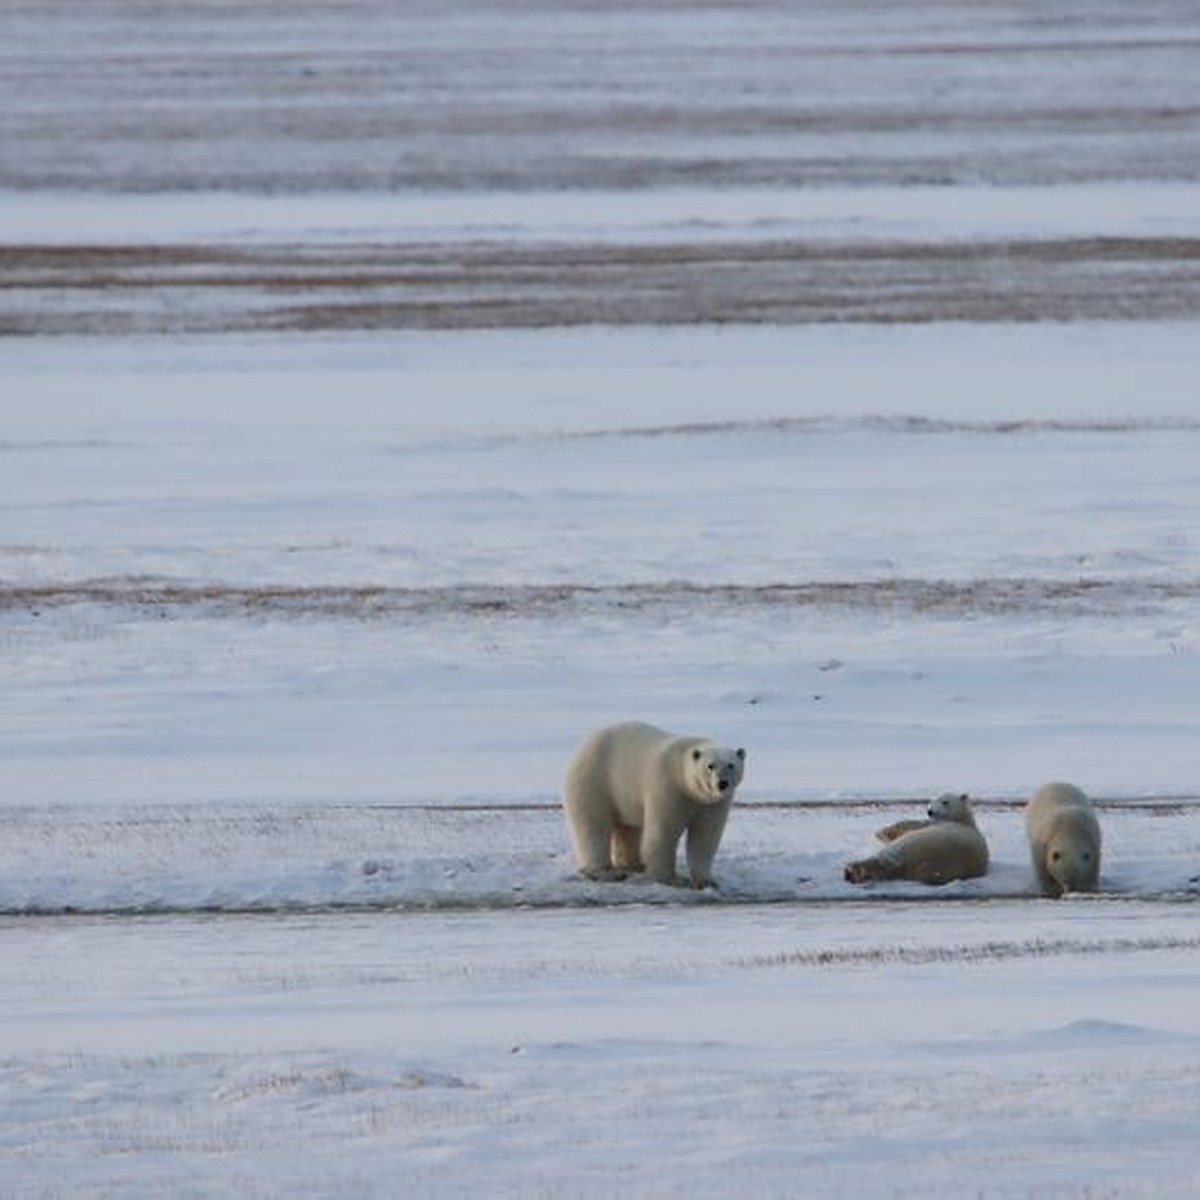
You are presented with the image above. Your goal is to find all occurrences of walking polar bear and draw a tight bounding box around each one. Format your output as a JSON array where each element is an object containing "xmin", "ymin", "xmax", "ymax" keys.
[
  {"xmin": 563, "ymin": 721, "xmax": 745, "ymax": 888},
  {"xmin": 1025, "ymin": 782, "xmax": 1101, "ymax": 897},
  {"xmin": 844, "ymin": 793, "xmax": 989, "ymax": 885}
]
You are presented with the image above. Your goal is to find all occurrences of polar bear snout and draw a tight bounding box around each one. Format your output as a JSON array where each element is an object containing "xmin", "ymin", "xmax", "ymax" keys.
[
  {"xmin": 687, "ymin": 744, "xmax": 745, "ymax": 802},
  {"xmin": 702, "ymin": 755, "xmax": 744, "ymax": 801},
  {"xmin": 1049, "ymin": 846, "xmax": 1097, "ymax": 894}
]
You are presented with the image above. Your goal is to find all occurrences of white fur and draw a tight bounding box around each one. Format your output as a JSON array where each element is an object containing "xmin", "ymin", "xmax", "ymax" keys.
[
  {"xmin": 563, "ymin": 721, "xmax": 745, "ymax": 888},
  {"xmin": 874, "ymin": 791, "xmax": 977, "ymax": 842},
  {"xmin": 925, "ymin": 792, "xmax": 978, "ymax": 826},
  {"xmin": 1025, "ymin": 782, "xmax": 1101, "ymax": 897},
  {"xmin": 847, "ymin": 793, "xmax": 989, "ymax": 885}
]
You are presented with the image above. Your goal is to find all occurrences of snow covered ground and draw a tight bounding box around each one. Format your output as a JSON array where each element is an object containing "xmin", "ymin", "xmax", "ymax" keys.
[
  {"xmin": 6, "ymin": 323, "xmax": 1200, "ymax": 811},
  {"xmin": 3, "ymin": 1, "xmax": 1200, "ymax": 1196},
  {"xmin": 7, "ymin": 322, "xmax": 1200, "ymax": 1200},
  {"xmin": 5, "ymin": 0, "xmax": 1200, "ymax": 192},
  {"xmin": 4, "ymin": 903, "xmax": 1200, "ymax": 1198}
]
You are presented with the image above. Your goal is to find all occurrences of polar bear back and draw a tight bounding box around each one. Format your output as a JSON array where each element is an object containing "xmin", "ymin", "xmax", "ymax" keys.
[{"xmin": 566, "ymin": 721, "xmax": 694, "ymax": 824}]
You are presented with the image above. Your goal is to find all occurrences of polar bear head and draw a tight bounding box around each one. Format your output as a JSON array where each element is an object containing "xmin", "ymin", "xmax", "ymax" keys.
[
  {"xmin": 1045, "ymin": 821, "xmax": 1100, "ymax": 895},
  {"xmin": 686, "ymin": 743, "xmax": 746, "ymax": 804},
  {"xmin": 926, "ymin": 792, "xmax": 977, "ymax": 827}
]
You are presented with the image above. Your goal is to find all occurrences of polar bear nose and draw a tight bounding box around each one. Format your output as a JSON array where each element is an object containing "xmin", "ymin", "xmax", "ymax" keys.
[{"xmin": 718, "ymin": 779, "xmax": 730, "ymax": 792}]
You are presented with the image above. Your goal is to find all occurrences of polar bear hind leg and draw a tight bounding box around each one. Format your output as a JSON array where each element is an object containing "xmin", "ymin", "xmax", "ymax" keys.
[{"xmin": 564, "ymin": 793, "xmax": 624, "ymax": 880}]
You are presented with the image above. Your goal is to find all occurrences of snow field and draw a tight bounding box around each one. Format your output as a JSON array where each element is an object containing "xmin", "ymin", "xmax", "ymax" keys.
[
  {"xmin": 4, "ymin": 0, "xmax": 1200, "ymax": 1189},
  {"xmin": 2, "ymin": 320, "xmax": 1199, "ymax": 1196}
]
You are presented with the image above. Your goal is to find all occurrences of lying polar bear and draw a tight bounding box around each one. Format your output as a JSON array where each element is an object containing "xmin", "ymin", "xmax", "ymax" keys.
[
  {"xmin": 844, "ymin": 792, "xmax": 989, "ymax": 885},
  {"xmin": 563, "ymin": 720, "xmax": 745, "ymax": 888}
]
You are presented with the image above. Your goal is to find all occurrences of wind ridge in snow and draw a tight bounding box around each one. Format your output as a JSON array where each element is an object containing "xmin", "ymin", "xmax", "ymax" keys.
[{"xmin": 565, "ymin": 414, "xmax": 1200, "ymax": 439}]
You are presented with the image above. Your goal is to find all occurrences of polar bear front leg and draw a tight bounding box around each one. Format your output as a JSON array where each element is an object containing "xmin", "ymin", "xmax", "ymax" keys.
[
  {"xmin": 685, "ymin": 804, "xmax": 729, "ymax": 888},
  {"xmin": 641, "ymin": 819, "xmax": 685, "ymax": 885},
  {"xmin": 1031, "ymin": 851, "xmax": 1060, "ymax": 898}
]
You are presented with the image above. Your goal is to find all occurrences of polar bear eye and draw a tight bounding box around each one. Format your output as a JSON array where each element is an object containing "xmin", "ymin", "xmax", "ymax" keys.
[{"xmin": 1051, "ymin": 851, "xmax": 1062, "ymax": 862}]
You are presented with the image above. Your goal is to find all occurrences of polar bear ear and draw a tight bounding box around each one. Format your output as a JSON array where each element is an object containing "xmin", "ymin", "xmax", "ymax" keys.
[{"xmin": 736, "ymin": 748, "xmax": 746, "ymax": 760}]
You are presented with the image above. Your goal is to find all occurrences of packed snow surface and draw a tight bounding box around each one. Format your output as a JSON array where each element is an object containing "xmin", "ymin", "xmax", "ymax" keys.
[{"xmin": 6, "ymin": 324, "xmax": 1200, "ymax": 814}]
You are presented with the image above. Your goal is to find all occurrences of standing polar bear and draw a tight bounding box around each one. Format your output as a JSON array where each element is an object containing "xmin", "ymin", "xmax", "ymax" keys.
[
  {"xmin": 844, "ymin": 793, "xmax": 989, "ymax": 885},
  {"xmin": 563, "ymin": 721, "xmax": 745, "ymax": 888},
  {"xmin": 1025, "ymin": 782, "xmax": 1101, "ymax": 897}
]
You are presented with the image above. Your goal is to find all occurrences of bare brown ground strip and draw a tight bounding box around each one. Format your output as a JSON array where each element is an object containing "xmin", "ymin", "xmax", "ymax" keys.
[
  {"xmin": 5, "ymin": 578, "xmax": 1198, "ymax": 620},
  {"xmin": 4, "ymin": 236, "xmax": 1200, "ymax": 334},
  {"xmin": 733, "ymin": 933, "xmax": 1200, "ymax": 969}
]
